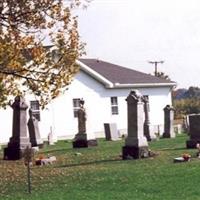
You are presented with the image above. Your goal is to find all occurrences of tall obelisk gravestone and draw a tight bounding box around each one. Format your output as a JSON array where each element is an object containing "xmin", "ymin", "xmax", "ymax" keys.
[
  {"xmin": 122, "ymin": 90, "xmax": 149, "ymax": 159},
  {"xmin": 143, "ymin": 96, "xmax": 157, "ymax": 141},
  {"xmin": 4, "ymin": 96, "xmax": 31, "ymax": 160},
  {"xmin": 163, "ymin": 105, "xmax": 175, "ymax": 138},
  {"xmin": 73, "ymin": 99, "xmax": 88, "ymax": 148}
]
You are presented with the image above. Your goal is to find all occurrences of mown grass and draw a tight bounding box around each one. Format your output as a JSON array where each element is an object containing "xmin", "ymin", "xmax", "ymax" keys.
[{"xmin": 0, "ymin": 134, "xmax": 200, "ymax": 200}]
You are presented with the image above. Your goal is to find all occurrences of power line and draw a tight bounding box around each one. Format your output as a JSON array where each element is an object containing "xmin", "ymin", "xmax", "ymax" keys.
[{"xmin": 148, "ymin": 60, "xmax": 164, "ymax": 76}]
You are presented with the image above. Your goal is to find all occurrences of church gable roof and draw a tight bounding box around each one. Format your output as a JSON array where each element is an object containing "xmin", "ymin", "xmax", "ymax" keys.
[{"xmin": 77, "ymin": 59, "xmax": 176, "ymax": 88}]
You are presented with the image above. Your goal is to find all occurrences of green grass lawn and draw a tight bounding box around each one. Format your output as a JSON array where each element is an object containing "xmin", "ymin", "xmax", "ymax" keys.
[{"xmin": 1, "ymin": 134, "xmax": 200, "ymax": 200}]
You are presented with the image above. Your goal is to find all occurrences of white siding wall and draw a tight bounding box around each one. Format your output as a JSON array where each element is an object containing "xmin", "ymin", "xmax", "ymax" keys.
[{"xmin": 0, "ymin": 70, "xmax": 172, "ymax": 143}]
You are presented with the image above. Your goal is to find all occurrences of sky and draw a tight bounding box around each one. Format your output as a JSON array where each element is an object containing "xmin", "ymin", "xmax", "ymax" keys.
[{"xmin": 77, "ymin": 0, "xmax": 200, "ymax": 88}]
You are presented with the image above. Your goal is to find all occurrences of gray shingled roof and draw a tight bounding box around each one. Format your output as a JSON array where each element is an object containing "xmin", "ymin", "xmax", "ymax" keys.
[{"xmin": 79, "ymin": 58, "xmax": 176, "ymax": 85}]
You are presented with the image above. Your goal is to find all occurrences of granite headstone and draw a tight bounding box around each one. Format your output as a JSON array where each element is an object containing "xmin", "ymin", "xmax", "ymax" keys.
[
  {"xmin": 143, "ymin": 96, "xmax": 157, "ymax": 141},
  {"xmin": 73, "ymin": 99, "xmax": 88, "ymax": 148},
  {"xmin": 4, "ymin": 96, "xmax": 31, "ymax": 160},
  {"xmin": 186, "ymin": 114, "xmax": 200, "ymax": 148},
  {"xmin": 104, "ymin": 123, "xmax": 120, "ymax": 141},
  {"xmin": 163, "ymin": 105, "xmax": 175, "ymax": 138},
  {"xmin": 122, "ymin": 90, "xmax": 149, "ymax": 159}
]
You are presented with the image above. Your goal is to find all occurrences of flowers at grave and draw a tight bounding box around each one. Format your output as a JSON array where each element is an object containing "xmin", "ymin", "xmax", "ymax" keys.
[
  {"xmin": 35, "ymin": 154, "xmax": 45, "ymax": 165},
  {"xmin": 35, "ymin": 154, "xmax": 57, "ymax": 166},
  {"xmin": 38, "ymin": 154, "xmax": 45, "ymax": 160},
  {"xmin": 182, "ymin": 153, "xmax": 191, "ymax": 161}
]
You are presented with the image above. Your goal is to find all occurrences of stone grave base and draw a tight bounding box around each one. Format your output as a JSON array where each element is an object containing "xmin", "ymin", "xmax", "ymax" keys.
[
  {"xmin": 186, "ymin": 139, "xmax": 200, "ymax": 148},
  {"xmin": 31, "ymin": 143, "xmax": 44, "ymax": 149},
  {"xmin": 4, "ymin": 147, "xmax": 22, "ymax": 160},
  {"xmin": 73, "ymin": 140, "xmax": 88, "ymax": 148},
  {"xmin": 122, "ymin": 146, "xmax": 149, "ymax": 160},
  {"xmin": 87, "ymin": 139, "xmax": 98, "ymax": 146},
  {"xmin": 73, "ymin": 133, "xmax": 88, "ymax": 148},
  {"xmin": 73, "ymin": 139, "xmax": 98, "ymax": 148},
  {"xmin": 163, "ymin": 132, "xmax": 175, "ymax": 138}
]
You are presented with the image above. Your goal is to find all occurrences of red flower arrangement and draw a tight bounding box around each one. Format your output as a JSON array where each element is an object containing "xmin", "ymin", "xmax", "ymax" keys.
[{"xmin": 182, "ymin": 153, "xmax": 191, "ymax": 161}]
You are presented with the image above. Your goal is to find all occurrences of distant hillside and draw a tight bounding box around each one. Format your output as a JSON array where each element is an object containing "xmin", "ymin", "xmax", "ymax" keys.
[{"xmin": 173, "ymin": 87, "xmax": 200, "ymax": 99}]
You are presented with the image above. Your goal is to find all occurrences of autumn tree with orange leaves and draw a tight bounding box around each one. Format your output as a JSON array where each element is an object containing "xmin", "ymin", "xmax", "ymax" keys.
[{"xmin": 0, "ymin": 0, "xmax": 88, "ymax": 108}]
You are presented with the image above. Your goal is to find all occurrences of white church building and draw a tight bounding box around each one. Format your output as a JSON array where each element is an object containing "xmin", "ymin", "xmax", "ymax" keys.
[{"xmin": 0, "ymin": 59, "xmax": 176, "ymax": 143}]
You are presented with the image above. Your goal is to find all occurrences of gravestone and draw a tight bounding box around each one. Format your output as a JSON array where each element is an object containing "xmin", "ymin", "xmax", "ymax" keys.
[
  {"xmin": 28, "ymin": 109, "xmax": 43, "ymax": 148},
  {"xmin": 186, "ymin": 114, "xmax": 200, "ymax": 148},
  {"xmin": 182, "ymin": 116, "xmax": 188, "ymax": 133},
  {"xmin": 143, "ymin": 96, "xmax": 157, "ymax": 141},
  {"xmin": 122, "ymin": 90, "xmax": 149, "ymax": 159},
  {"xmin": 163, "ymin": 105, "xmax": 175, "ymax": 138},
  {"xmin": 174, "ymin": 124, "xmax": 182, "ymax": 135},
  {"xmin": 4, "ymin": 96, "xmax": 31, "ymax": 160},
  {"xmin": 104, "ymin": 123, "xmax": 120, "ymax": 141},
  {"xmin": 73, "ymin": 99, "xmax": 88, "ymax": 148},
  {"xmin": 186, "ymin": 115, "xmax": 190, "ymax": 132},
  {"xmin": 48, "ymin": 127, "xmax": 55, "ymax": 145},
  {"xmin": 184, "ymin": 114, "xmax": 196, "ymax": 134}
]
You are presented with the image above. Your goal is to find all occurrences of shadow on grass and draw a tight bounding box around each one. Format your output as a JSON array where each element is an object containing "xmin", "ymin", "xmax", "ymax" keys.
[
  {"xmin": 42, "ymin": 147, "xmax": 76, "ymax": 154},
  {"xmin": 159, "ymin": 147, "xmax": 188, "ymax": 151},
  {"xmin": 56, "ymin": 157, "xmax": 123, "ymax": 168}
]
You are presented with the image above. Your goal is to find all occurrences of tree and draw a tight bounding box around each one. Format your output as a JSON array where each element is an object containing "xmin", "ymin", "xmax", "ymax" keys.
[
  {"xmin": 172, "ymin": 86, "xmax": 200, "ymax": 119},
  {"xmin": 0, "ymin": 0, "xmax": 88, "ymax": 108},
  {"xmin": 155, "ymin": 71, "xmax": 170, "ymax": 80}
]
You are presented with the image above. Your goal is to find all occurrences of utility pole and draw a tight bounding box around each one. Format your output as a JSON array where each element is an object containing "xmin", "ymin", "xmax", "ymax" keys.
[{"xmin": 148, "ymin": 60, "xmax": 164, "ymax": 76}]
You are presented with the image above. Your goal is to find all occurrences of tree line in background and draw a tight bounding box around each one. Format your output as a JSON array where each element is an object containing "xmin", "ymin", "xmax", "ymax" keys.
[
  {"xmin": 173, "ymin": 86, "xmax": 200, "ymax": 119},
  {"xmin": 153, "ymin": 72, "xmax": 200, "ymax": 120}
]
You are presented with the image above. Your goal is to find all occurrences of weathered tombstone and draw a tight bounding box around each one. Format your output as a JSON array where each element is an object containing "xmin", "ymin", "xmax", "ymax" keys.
[
  {"xmin": 163, "ymin": 105, "xmax": 175, "ymax": 138},
  {"xmin": 185, "ymin": 114, "xmax": 191, "ymax": 134},
  {"xmin": 122, "ymin": 90, "xmax": 149, "ymax": 159},
  {"xmin": 186, "ymin": 114, "xmax": 200, "ymax": 148},
  {"xmin": 185, "ymin": 114, "xmax": 196, "ymax": 134},
  {"xmin": 104, "ymin": 123, "xmax": 120, "ymax": 141},
  {"xmin": 4, "ymin": 96, "xmax": 31, "ymax": 160},
  {"xmin": 142, "ymin": 96, "xmax": 157, "ymax": 141},
  {"xmin": 156, "ymin": 124, "xmax": 161, "ymax": 138},
  {"xmin": 28, "ymin": 109, "xmax": 43, "ymax": 148},
  {"xmin": 47, "ymin": 127, "xmax": 55, "ymax": 145},
  {"xmin": 182, "ymin": 116, "xmax": 188, "ymax": 133},
  {"xmin": 73, "ymin": 99, "xmax": 88, "ymax": 148},
  {"xmin": 174, "ymin": 124, "xmax": 182, "ymax": 135}
]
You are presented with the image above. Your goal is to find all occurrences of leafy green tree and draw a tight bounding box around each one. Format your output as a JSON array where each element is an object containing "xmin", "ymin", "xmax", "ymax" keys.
[
  {"xmin": 173, "ymin": 98, "xmax": 200, "ymax": 119},
  {"xmin": 173, "ymin": 86, "xmax": 200, "ymax": 119}
]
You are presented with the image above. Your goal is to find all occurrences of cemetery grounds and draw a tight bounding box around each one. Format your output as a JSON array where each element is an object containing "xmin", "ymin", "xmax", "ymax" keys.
[{"xmin": 0, "ymin": 134, "xmax": 200, "ymax": 200}]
